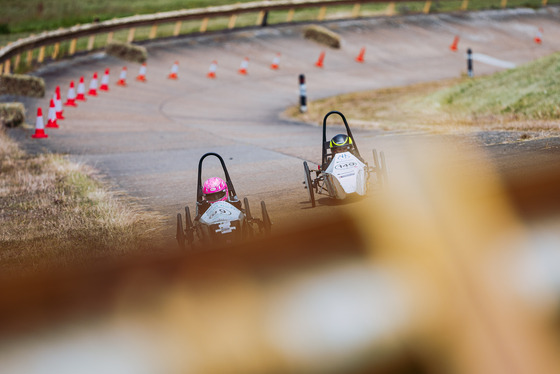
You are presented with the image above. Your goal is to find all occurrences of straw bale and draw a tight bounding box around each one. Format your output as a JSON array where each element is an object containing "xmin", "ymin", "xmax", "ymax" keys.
[
  {"xmin": 0, "ymin": 102, "xmax": 25, "ymax": 128},
  {"xmin": 0, "ymin": 74, "xmax": 45, "ymax": 98},
  {"xmin": 105, "ymin": 42, "xmax": 147, "ymax": 63},
  {"xmin": 303, "ymin": 25, "xmax": 341, "ymax": 49}
]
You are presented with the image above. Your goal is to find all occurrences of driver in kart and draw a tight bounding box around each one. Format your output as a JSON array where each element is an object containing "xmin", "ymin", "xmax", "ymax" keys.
[
  {"xmin": 329, "ymin": 134, "xmax": 352, "ymax": 154},
  {"xmin": 202, "ymin": 177, "xmax": 228, "ymax": 204}
]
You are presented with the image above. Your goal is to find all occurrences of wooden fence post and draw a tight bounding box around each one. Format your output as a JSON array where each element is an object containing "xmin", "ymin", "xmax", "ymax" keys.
[
  {"xmin": 26, "ymin": 50, "xmax": 33, "ymax": 66},
  {"xmin": 149, "ymin": 25, "xmax": 158, "ymax": 39},
  {"xmin": 52, "ymin": 42, "xmax": 60, "ymax": 59},
  {"xmin": 14, "ymin": 54, "xmax": 21, "ymax": 71},
  {"xmin": 423, "ymin": 1, "xmax": 432, "ymax": 13},
  {"xmin": 87, "ymin": 35, "xmax": 95, "ymax": 50},
  {"xmin": 173, "ymin": 21, "xmax": 182, "ymax": 36},
  {"xmin": 38, "ymin": 46, "xmax": 45, "ymax": 63},
  {"xmin": 127, "ymin": 28, "xmax": 136, "ymax": 42},
  {"xmin": 257, "ymin": 11, "xmax": 265, "ymax": 25},
  {"xmin": 352, "ymin": 3, "xmax": 361, "ymax": 17},
  {"xmin": 461, "ymin": 0, "xmax": 469, "ymax": 10},
  {"xmin": 69, "ymin": 38, "xmax": 77, "ymax": 55},
  {"xmin": 542, "ymin": 0, "xmax": 548, "ymax": 5},
  {"xmin": 106, "ymin": 32, "xmax": 114, "ymax": 44},
  {"xmin": 3, "ymin": 59, "xmax": 11, "ymax": 74},
  {"xmin": 287, "ymin": 8, "xmax": 295, "ymax": 22},
  {"xmin": 228, "ymin": 14, "xmax": 237, "ymax": 29},
  {"xmin": 387, "ymin": 2, "xmax": 396, "ymax": 16},
  {"xmin": 501, "ymin": 0, "xmax": 507, "ymax": 7},
  {"xmin": 200, "ymin": 17, "xmax": 209, "ymax": 32},
  {"xmin": 317, "ymin": 6, "xmax": 327, "ymax": 21}
]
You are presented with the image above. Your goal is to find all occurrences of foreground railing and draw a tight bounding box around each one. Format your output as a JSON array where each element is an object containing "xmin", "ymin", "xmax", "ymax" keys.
[{"xmin": 0, "ymin": 0, "xmax": 553, "ymax": 75}]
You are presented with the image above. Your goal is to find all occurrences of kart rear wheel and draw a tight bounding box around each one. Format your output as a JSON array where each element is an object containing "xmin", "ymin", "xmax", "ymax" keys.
[
  {"xmin": 184, "ymin": 206, "xmax": 194, "ymax": 245},
  {"xmin": 303, "ymin": 161, "xmax": 316, "ymax": 208},
  {"xmin": 176, "ymin": 213, "xmax": 185, "ymax": 250},
  {"xmin": 243, "ymin": 197, "xmax": 255, "ymax": 238},
  {"xmin": 261, "ymin": 201, "xmax": 272, "ymax": 235}
]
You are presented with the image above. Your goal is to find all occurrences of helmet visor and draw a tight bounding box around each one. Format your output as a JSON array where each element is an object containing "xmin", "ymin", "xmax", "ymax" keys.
[{"xmin": 205, "ymin": 190, "xmax": 227, "ymax": 202}]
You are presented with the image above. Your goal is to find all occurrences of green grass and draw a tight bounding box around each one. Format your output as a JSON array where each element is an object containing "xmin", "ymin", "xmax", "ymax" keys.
[
  {"xmin": 287, "ymin": 52, "xmax": 560, "ymax": 133},
  {"xmin": 423, "ymin": 51, "xmax": 560, "ymax": 121}
]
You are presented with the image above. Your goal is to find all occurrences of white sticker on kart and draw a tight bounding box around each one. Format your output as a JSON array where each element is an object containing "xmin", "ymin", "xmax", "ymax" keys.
[
  {"xmin": 325, "ymin": 152, "xmax": 366, "ymax": 195},
  {"xmin": 215, "ymin": 221, "xmax": 236, "ymax": 234},
  {"xmin": 199, "ymin": 201, "xmax": 243, "ymax": 225}
]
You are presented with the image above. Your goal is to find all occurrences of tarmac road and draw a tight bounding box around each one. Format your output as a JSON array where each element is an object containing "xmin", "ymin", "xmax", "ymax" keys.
[{"xmin": 8, "ymin": 7, "xmax": 560, "ymax": 237}]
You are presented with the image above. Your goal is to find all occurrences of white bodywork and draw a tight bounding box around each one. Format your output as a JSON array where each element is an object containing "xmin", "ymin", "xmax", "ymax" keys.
[
  {"xmin": 324, "ymin": 152, "xmax": 367, "ymax": 199},
  {"xmin": 199, "ymin": 201, "xmax": 244, "ymax": 234}
]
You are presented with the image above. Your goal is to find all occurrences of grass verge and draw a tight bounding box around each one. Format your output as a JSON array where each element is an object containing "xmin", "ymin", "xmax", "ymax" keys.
[
  {"xmin": 0, "ymin": 128, "xmax": 166, "ymax": 273},
  {"xmin": 287, "ymin": 52, "xmax": 560, "ymax": 134}
]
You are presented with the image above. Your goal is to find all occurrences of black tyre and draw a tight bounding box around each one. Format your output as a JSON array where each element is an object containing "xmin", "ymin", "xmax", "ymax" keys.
[
  {"xmin": 184, "ymin": 206, "xmax": 194, "ymax": 244},
  {"xmin": 176, "ymin": 213, "xmax": 185, "ymax": 250},
  {"xmin": 243, "ymin": 197, "xmax": 255, "ymax": 238},
  {"xmin": 261, "ymin": 201, "xmax": 272, "ymax": 235},
  {"xmin": 303, "ymin": 161, "xmax": 316, "ymax": 208}
]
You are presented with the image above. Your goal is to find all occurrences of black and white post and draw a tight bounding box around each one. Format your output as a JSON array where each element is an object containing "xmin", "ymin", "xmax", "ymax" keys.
[
  {"xmin": 467, "ymin": 48, "xmax": 473, "ymax": 78},
  {"xmin": 299, "ymin": 74, "xmax": 307, "ymax": 113}
]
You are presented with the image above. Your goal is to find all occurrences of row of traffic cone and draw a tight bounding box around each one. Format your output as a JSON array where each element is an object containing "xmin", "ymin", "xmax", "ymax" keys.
[
  {"xmin": 313, "ymin": 47, "xmax": 367, "ymax": 68},
  {"xmin": 449, "ymin": 28, "xmax": 544, "ymax": 52}
]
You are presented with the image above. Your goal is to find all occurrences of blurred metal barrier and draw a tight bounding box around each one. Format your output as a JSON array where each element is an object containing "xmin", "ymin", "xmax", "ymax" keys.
[
  {"xmin": 0, "ymin": 0, "xmax": 553, "ymax": 75},
  {"xmin": 1, "ymin": 139, "xmax": 559, "ymax": 373}
]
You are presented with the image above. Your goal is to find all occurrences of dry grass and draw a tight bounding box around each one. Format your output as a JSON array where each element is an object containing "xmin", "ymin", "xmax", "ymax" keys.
[{"xmin": 0, "ymin": 128, "xmax": 167, "ymax": 272}]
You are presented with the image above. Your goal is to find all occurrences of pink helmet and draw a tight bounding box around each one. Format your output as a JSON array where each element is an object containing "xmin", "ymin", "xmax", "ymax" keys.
[{"xmin": 202, "ymin": 177, "xmax": 228, "ymax": 203}]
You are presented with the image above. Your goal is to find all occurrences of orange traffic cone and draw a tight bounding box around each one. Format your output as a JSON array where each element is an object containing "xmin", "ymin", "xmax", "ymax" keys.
[
  {"xmin": 136, "ymin": 63, "xmax": 147, "ymax": 82},
  {"xmin": 355, "ymin": 47, "xmax": 366, "ymax": 63},
  {"xmin": 46, "ymin": 99, "xmax": 59, "ymax": 129},
  {"xmin": 54, "ymin": 86, "xmax": 65, "ymax": 119},
  {"xmin": 88, "ymin": 73, "xmax": 98, "ymax": 96},
  {"xmin": 534, "ymin": 28, "xmax": 543, "ymax": 44},
  {"xmin": 31, "ymin": 108, "xmax": 48, "ymax": 139},
  {"xmin": 238, "ymin": 57, "xmax": 249, "ymax": 75},
  {"xmin": 450, "ymin": 36, "xmax": 459, "ymax": 52},
  {"xmin": 116, "ymin": 67, "xmax": 127, "ymax": 86},
  {"xmin": 76, "ymin": 76, "xmax": 87, "ymax": 101},
  {"xmin": 64, "ymin": 81, "xmax": 77, "ymax": 107},
  {"xmin": 270, "ymin": 53, "xmax": 281, "ymax": 70},
  {"xmin": 315, "ymin": 51, "xmax": 325, "ymax": 68},
  {"xmin": 168, "ymin": 61, "xmax": 179, "ymax": 80},
  {"xmin": 207, "ymin": 60, "xmax": 217, "ymax": 78},
  {"xmin": 99, "ymin": 68, "xmax": 110, "ymax": 91}
]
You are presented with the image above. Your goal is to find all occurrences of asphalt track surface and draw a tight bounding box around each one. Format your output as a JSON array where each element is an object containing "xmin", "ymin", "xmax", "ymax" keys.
[{"xmin": 9, "ymin": 7, "xmax": 560, "ymax": 238}]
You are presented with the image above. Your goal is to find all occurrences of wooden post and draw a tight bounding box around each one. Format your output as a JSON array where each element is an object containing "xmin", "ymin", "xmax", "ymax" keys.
[
  {"xmin": 543, "ymin": 0, "xmax": 548, "ymax": 5},
  {"xmin": 149, "ymin": 24, "xmax": 158, "ymax": 39},
  {"xmin": 26, "ymin": 50, "xmax": 33, "ymax": 66},
  {"xmin": 14, "ymin": 54, "xmax": 21, "ymax": 71},
  {"xmin": 351, "ymin": 3, "xmax": 361, "ymax": 17},
  {"xmin": 69, "ymin": 38, "xmax": 77, "ymax": 55},
  {"xmin": 423, "ymin": 1, "xmax": 432, "ymax": 13},
  {"xmin": 38, "ymin": 46, "xmax": 45, "ymax": 63},
  {"xmin": 228, "ymin": 14, "xmax": 237, "ymax": 29},
  {"xmin": 461, "ymin": 0, "xmax": 469, "ymax": 10},
  {"xmin": 387, "ymin": 2, "xmax": 396, "ymax": 16},
  {"xmin": 173, "ymin": 21, "xmax": 182, "ymax": 36},
  {"xmin": 52, "ymin": 42, "xmax": 60, "ymax": 59},
  {"xmin": 200, "ymin": 17, "xmax": 209, "ymax": 33},
  {"xmin": 501, "ymin": 0, "xmax": 507, "ymax": 7},
  {"xmin": 3, "ymin": 59, "xmax": 10, "ymax": 74},
  {"xmin": 318, "ymin": 6, "xmax": 327, "ymax": 21},
  {"xmin": 87, "ymin": 35, "xmax": 95, "ymax": 51},
  {"xmin": 0, "ymin": 63, "xmax": 3, "ymax": 75},
  {"xmin": 286, "ymin": 9, "xmax": 295, "ymax": 22},
  {"xmin": 127, "ymin": 28, "xmax": 135, "ymax": 42},
  {"xmin": 106, "ymin": 32, "xmax": 114, "ymax": 44},
  {"xmin": 257, "ymin": 10, "xmax": 265, "ymax": 25}
]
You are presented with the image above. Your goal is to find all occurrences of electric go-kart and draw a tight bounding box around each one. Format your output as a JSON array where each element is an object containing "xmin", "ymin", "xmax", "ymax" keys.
[
  {"xmin": 303, "ymin": 110, "xmax": 388, "ymax": 207},
  {"xmin": 176, "ymin": 152, "xmax": 272, "ymax": 249}
]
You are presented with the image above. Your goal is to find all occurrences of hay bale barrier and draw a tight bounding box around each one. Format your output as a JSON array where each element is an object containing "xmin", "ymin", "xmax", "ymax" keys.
[
  {"xmin": 105, "ymin": 41, "xmax": 147, "ymax": 63},
  {"xmin": 0, "ymin": 74, "xmax": 45, "ymax": 98},
  {"xmin": 303, "ymin": 25, "xmax": 341, "ymax": 49},
  {"xmin": 0, "ymin": 103, "xmax": 25, "ymax": 127}
]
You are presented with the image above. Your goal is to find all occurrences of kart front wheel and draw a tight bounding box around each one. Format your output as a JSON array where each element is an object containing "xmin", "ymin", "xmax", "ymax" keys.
[
  {"xmin": 176, "ymin": 213, "xmax": 185, "ymax": 250},
  {"xmin": 243, "ymin": 197, "xmax": 255, "ymax": 238},
  {"xmin": 303, "ymin": 161, "xmax": 316, "ymax": 208},
  {"xmin": 261, "ymin": 201, "xmax": 272, "ymax": 235}
]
